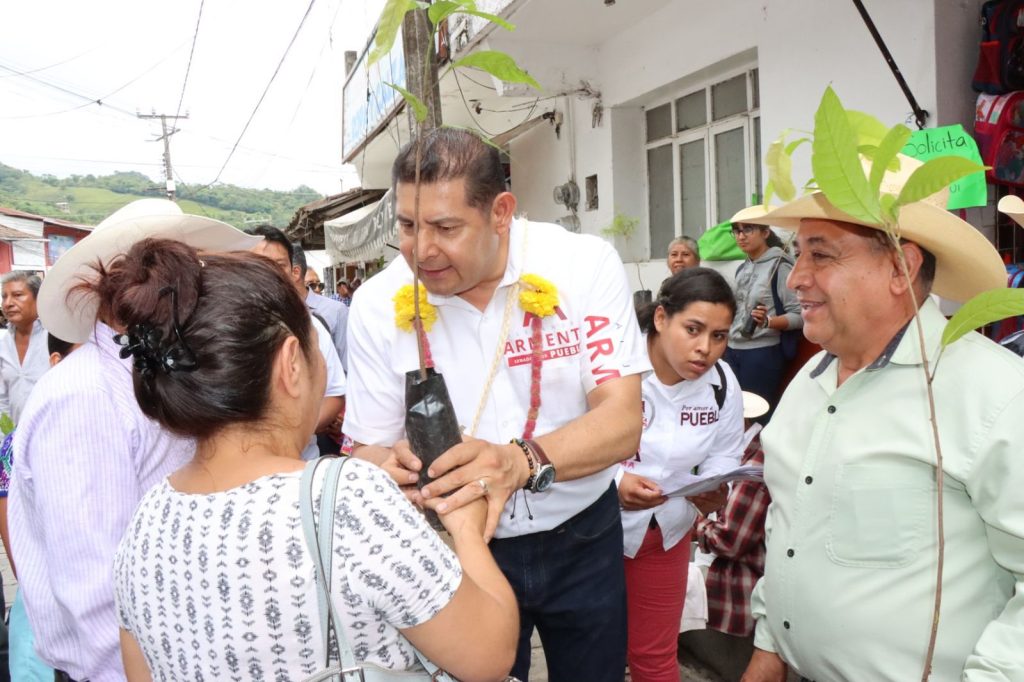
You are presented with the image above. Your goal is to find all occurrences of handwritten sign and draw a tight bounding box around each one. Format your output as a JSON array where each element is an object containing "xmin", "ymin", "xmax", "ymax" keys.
[{"xmin": 901, "ymin": 124, "xmax": 986, "ymax": 210}]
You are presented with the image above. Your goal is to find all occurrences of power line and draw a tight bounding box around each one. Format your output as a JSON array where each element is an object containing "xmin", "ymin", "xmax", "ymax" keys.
[
  {"xmin": 204, "ymin": 0, "xmax": 319, "ymax": 189},
  {"xmin": 0, "ymin": 45, "xmax": 103, "ymax": 80},
  {"xmin": 0, "ymin": 40, "xmax": 189, "ymax": 120},
  {"xmin": 175, "ymin": 0, "xmax": 205, "ymax": 122}
]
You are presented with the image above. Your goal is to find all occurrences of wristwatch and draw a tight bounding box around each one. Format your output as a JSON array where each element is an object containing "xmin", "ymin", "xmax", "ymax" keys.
[{"xmin": 524, "ymin": 439, "xmax": 556, "ymax": 493}]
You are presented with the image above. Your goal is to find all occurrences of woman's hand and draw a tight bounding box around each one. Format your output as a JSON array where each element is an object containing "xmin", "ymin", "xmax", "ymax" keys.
[
  {"xmin": 687, "ymin": 483, "xmax": 729, "ymax": 515},
  {"xmin": 426, "ymin": 495, "xmax": 488, "ymax": 541},
  {"xmin": 617, "ymin": 473, "xmax": 666, "ymax": 511}
]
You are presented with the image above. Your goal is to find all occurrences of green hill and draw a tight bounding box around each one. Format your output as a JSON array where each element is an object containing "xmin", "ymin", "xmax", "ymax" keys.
[{"xmin": 0, "ymin": 162, "xmax": 322, "ymax": 228}]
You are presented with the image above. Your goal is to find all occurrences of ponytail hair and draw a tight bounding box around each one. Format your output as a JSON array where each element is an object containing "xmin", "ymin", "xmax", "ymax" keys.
[
  {"xmin": 638, "ymin": 267, "xmax": 736, "ymax": 336},
  {"xmin": 76, "ymin": 238, "xmax": 315, "ymax": 440}
]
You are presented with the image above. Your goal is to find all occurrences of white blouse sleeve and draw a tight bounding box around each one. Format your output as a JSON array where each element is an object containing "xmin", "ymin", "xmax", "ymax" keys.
[{"xmin": 332, "ymin": 459, "xmax": 463, "ymax": 628}]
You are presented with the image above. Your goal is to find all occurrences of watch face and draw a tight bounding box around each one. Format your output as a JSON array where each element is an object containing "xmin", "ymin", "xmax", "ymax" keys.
[{"xmin": 534, "ymin": 465, "xmax": 556, "ymax": 493}]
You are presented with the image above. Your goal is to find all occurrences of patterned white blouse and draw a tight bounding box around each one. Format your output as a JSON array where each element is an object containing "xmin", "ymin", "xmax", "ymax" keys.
[{"xmin": 114, "ymin": 458, "xmax": 462, "ymax": 681}]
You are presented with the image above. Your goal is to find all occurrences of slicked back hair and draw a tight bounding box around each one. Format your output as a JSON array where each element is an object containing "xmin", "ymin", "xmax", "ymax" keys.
[{"xmin": 392, "ymin": 128, "xmax": 507, "ymax": 211}]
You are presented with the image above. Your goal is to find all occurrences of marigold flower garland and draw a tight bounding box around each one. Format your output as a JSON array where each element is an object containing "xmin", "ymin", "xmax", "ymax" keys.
[{"xmin": 394, "ymin": 275, "xmax": 560, "ymax": 439}]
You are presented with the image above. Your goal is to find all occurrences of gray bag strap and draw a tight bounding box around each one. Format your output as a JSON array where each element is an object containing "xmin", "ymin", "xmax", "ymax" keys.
[{"xmin": 299, "ymin": 456, "xmax": 455, "ymax": 682}]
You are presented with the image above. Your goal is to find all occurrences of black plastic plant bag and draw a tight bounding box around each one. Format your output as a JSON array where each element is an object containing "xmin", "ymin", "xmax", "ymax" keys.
[{"xmin": 405, "ymin": 367, "xmax": 462, "ymax": 530}]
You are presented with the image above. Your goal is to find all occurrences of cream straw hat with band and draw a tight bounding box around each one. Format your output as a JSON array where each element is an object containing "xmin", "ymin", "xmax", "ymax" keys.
[
  {"xmin": 996, "ymin": 194, "xmax": 1024, "ymax": 230},
  {"xmin": 38, "ymin": 198, "xmax": 262, "ymax": 343},
  {"xmin": 738, "ymin": 154, "xmax": 1006, "ymax": 304}
]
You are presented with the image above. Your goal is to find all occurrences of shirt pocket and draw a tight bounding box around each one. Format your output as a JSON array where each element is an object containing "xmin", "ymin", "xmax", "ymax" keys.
[{"xmin": 826, "ymin": 461, "xmax": 934, "ymax": 569}]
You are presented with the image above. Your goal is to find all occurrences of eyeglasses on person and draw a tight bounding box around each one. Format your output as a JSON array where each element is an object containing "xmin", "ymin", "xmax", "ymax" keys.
[{"xmin": 730, "ymin": 224, "xmax": 760, "ymax": 236}]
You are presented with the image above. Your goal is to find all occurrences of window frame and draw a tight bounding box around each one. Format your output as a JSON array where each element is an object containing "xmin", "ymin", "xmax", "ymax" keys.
[{"xmin": 642, "ymin": 66, "xmax": 761, "ymax": 259}]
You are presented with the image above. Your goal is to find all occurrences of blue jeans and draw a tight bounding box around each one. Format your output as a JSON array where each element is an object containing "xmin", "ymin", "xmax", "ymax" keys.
[
  {"xmin": 725, "ymin": 345, "xmax": 785, "ymax": 424},
  {"xmin": 489, "ymin": 484, "xmax": 626, "ymax": 682}
]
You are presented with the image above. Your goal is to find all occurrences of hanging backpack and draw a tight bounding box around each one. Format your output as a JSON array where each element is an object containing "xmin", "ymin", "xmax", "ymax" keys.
[
  {"xmin": 975, "ymin": 91, "xmax": 1024, "ymax": 186},
  {"xmin": 769, "ymin": 258, "xmax": 801, "ymax": 361},
  {"xmin": 972, "ymin": 0, "xmax": 1024, "ymax": 94}
]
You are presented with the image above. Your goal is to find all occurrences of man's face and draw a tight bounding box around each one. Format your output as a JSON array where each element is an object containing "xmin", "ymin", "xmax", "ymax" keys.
[
  {"xmin": 2, "ymin": 280, "xmax": 37, "ymax": 327},
  {"xmin": 396, "ymin": 178, "xmax": 507, "ymax": 298},
  {"xmin": 251, "ymin": 240, "xmax": 302, "ymax": 294},
  {"xmin": 788, "ymin": 219, "xmax": 895, "ymax": 357},
  {"xmin": 667, "ymin": 242, "xmax": 699, "ymax": 274}
]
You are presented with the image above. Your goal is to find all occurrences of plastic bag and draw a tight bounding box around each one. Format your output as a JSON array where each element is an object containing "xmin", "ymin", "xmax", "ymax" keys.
[{"xmin": 404, "ymin": 368, "xmax": 462, "ymax": 530}]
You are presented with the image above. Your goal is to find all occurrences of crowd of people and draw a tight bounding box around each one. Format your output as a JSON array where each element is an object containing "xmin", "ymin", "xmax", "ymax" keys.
[{"xmin": 0, "ymin": 127, "xmax": 1019, "ymax": 682}]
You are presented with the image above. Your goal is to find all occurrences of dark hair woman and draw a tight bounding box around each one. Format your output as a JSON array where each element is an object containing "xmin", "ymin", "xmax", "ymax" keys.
[
  {"xmin": 724, "ymin": 212, "xmax": 802, "ymax": 423},
  {"xmin": 619, "ymin": 267, "xmax": 745, "ymax": 682},
  {"xmin": 98, "ymin": 239, "xmax": 517, "ymax": 681}
]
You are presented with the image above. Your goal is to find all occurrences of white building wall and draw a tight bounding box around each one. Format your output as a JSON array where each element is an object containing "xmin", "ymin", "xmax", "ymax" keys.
[{"xmin": 498, "ymin": 0, "xmax": 982, "ymax": 291}]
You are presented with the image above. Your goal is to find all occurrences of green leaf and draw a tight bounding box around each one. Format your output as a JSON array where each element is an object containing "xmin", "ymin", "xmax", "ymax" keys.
[
  {"xmin": 763, "ymin": 179, "xmax": 775, "ymax": 206},
  {"xmin": 846, "ymin": 109, "xmax": 889, "ymax": 147},
  {"xmin": 457, "ymin": 8, "xmax": 515, "ymax": 31},
  {"xmin": 452, "ymin": 50, "xmax": 541, "ymax": 90},
  {"xmin": 427, "ymin": 1, "xmax": 463, "ymax": 26},
  {"xmin": 0, "ymin": 413, "xmax": 13, "ymax": 435},
  {"xmin": 879, "ymin": 193, "xmax": 898, "ymax": 223},
  {"xmin": 784, "ymin": 137, "xmax": 810, "ymax": 156},
  {"xmin": 870, "ymin": 123, "xmax": 912, "ymax": 192},
  {"xmin": 369, "ymin": 0, "xmax": 418, "ymax": 66},
  {"xmin": 893, "ymin": 156, "xmax": 988, "ymax": 209},
  {"xmin": 942, "ymin": 289, "xmax": 1024, "ymax": 347},
  {"xmin": 385, "ymin": 82, "xmax": 428, "ymax": 122},
  {"xmin": 766, "ymin": 137, "xmax": 796, "ymax": 202},
  {"xmin": 812, "ymin": 86, "xmax": 882, "ymax": 224}
]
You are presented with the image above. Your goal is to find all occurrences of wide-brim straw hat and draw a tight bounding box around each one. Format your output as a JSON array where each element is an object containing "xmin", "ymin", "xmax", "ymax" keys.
[
  {"xmin": 739, "ymin": 155, "xmax": 1005, "ymax": 303},
  {"xmin": 741, "ymin": 391, "xmax": 770, "ymax": 420},
  {"xmin": 38, "ymin": 198, "xmax": 261, "ymax": 343},
  {"xmin": 996, "ymin": 194, "xmax": 1024, "ymax": 230}
]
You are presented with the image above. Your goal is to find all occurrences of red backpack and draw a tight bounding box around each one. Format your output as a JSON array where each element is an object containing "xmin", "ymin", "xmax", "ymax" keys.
[{"xmin": 975, "ymin": 91, "xmax": 1024, "ymax": 185}]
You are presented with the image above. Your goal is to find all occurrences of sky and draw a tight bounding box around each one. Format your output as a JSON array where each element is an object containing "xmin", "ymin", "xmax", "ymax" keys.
[{"xmin": 0, "ymin": 0, "xmax": 387, "ymax": 196}]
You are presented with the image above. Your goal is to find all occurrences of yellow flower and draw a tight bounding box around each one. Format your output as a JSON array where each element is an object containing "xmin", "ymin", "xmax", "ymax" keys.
[
  {"xmin": 393, "ymin": 284, "xmax": 437, "ymax": 333},
  {"xmin": 519, "ymin": 274, "xmax": 559, "ymax": 318}
]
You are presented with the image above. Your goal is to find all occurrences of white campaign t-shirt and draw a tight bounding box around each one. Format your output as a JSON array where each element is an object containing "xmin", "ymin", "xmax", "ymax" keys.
[
  {"xmin": 114, "ymin": 458, "xmax": 461, "ymax": 680},
  {"xmin": 616, "ymin": 360, "xmax": 744, "ymax": 558},
  {"xmin": 344, "ymin": 218, "xmax": 650, "ymax": 538}
]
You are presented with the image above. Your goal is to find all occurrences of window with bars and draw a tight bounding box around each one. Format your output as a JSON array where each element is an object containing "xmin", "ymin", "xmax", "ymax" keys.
[{"xmin": 644, "ymin": 68, "xmax": 761, "ymax": 259}]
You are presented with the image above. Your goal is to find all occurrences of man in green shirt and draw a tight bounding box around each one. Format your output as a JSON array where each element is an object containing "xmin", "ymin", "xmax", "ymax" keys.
[{"xmin": 738, "ymin": 158, "xmax": 1023, "ymax": 682}]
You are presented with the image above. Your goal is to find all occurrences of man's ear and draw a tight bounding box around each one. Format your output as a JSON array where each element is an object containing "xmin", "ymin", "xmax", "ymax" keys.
[
  {"xmin": 890, "ymin": 241, "xmax": 925, "ymax": 296},
  {"xmin": 491, "ymin": 191, "xmax": 517, "ymax": 233}
]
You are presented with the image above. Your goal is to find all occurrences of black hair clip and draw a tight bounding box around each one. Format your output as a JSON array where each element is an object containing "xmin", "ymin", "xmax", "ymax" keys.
[{"xmin": 113, "ymin": 286, "xmax": 198, "ymax": 377}]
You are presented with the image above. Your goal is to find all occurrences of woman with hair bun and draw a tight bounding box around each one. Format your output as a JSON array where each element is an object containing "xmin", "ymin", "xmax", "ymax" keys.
[
  {"xmin": 101, "ymin": 239, "xmax": 517, "ymax": 681},
  {"xmin": 617, "ymin": 267, "xmax": 745, "ymax": 682}
]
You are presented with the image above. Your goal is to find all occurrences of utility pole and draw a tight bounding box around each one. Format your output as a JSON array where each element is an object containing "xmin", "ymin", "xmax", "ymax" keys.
[
  {"xmin": 401, "ymin": 8, "xmax": 442, "ymax": 132},
  {"xmin": 137, "ymin": 111, "xmax": 189, "ymax": 200}
]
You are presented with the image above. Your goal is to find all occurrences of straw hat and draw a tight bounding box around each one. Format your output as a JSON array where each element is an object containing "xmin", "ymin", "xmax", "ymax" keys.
[
  {"xmin": 997, "ymin": 194, "xmax": 1024, "ymax": 229},
  {"xmin": 38, "ymin": 199, "xmax": 261, "ymax": 343},
  {"xmin": 730, "ymin": 204, "xmax": 775, "ymax": 225},
  {"xmin": 741, "ymin": 155, "xmax": 1005, "ymax": 303},
  {"xmin": 741, "ymin": 391, "xmax": 770, "ymax": 420}
]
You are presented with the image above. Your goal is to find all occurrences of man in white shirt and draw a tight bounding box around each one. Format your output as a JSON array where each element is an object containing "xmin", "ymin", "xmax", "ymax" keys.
[
  {"xmin": 344, "ymin": 128, "xmax": 648, "ymax": 681},
  {"xmin": 292, "ymin": 242, "xmax": 348, "ymax": 370},
  {"xmin": 0, "ymin": 271, "xmax": 49, "ymax": 424},
  {"xmin": 247, "ymin": 226, "xmax": 345, "ymax": 460}
]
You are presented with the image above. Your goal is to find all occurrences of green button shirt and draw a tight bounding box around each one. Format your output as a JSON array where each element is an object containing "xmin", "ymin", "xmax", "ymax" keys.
[{"xmin": 752, "ymin": 299, "xmax": 1024, "ymax": 681}]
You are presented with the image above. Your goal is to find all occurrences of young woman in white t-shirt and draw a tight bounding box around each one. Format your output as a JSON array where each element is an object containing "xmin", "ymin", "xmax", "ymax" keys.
[
  {"xmin": 618, "ymin": 267, "xmax": 745, "ymax": 682},
  {"xmin": 87, "ymin": 239, "xmax": 517, "ymax": 682}
]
